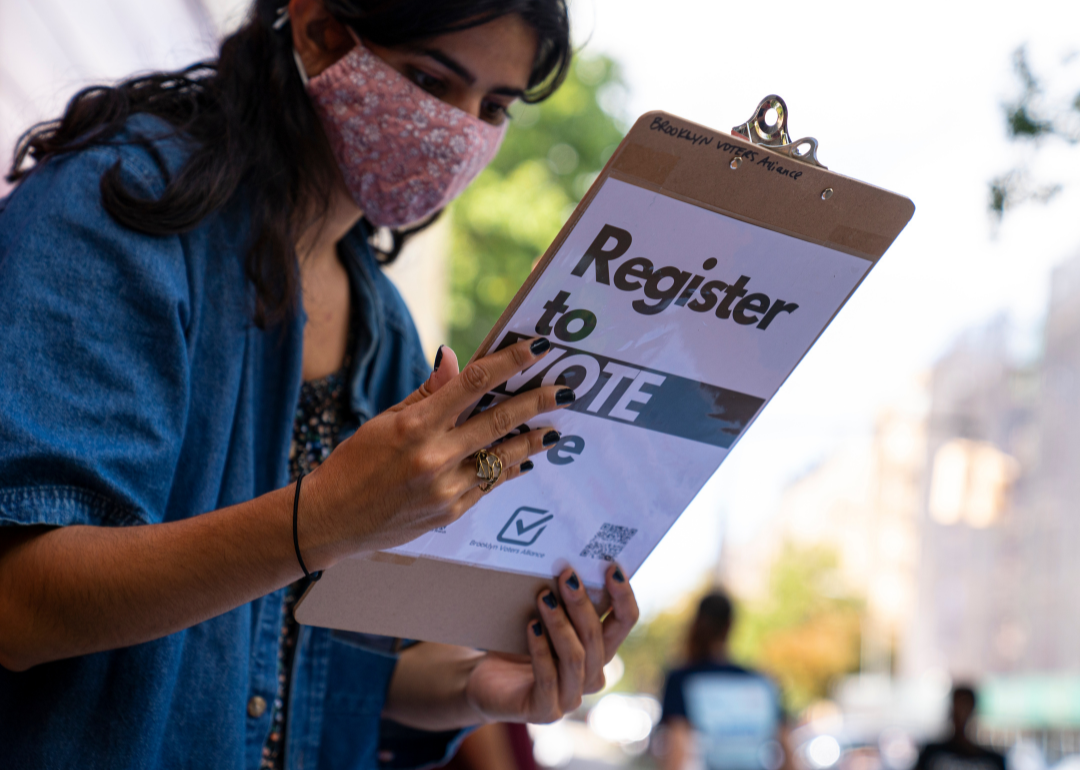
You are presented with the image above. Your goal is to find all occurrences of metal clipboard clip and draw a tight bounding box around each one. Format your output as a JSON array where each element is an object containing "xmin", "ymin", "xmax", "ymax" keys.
[{"xmin": 731, "ymin": 94, "xmax": 827, "ymax": 170}]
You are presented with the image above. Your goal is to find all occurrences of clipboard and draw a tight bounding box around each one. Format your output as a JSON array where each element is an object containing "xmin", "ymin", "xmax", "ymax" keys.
[{"xmin": 295, "ymin": 96, "xmax": 915, "ymax": 654}]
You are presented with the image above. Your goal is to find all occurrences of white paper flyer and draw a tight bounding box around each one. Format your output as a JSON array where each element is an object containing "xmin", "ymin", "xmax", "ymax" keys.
[{"xmin": 390, "ymin": 176, "xmax": 870, "ymax": 587}]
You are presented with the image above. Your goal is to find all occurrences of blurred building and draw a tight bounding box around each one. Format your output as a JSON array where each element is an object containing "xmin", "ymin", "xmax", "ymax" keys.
[
  {"xmin": 905, "ymin": 251, "xmax": 1080, "ymax": 680},
  {"xmin": 728, "ymin": 248, "xmax": 1080, "ymax": 690},
  {"xmin": 1026, "ymin": 251, "xmax": 1080, "ymax": 667},
  {"xmin": 722, "ymin": 395, "xmax": 926, "ymax": 675},
  {"xmin": 724, "ymin": 255, "xmax": 1080, "ymax": 764},
  {"xmin": 902, "ymin": 318, "xmax": 1034, "ymax": 679}
]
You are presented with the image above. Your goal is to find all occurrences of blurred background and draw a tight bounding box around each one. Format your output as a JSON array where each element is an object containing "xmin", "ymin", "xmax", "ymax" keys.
[{"xmin": 3, "ymin": 0, "xmax": 1080, "ymax": 769}]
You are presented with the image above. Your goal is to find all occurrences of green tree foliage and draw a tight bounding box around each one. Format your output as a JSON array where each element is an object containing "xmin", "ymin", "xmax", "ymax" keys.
[
  {"xmin": 990, "ymin": 47, "xmax": 1079, "ymax": 219},
  {"xmin": 447, "ymin": 55, "xmax": 627, "ymax": 360},
  {"xmin": 728, "ymin": 543, "xmax": 863, "ymax": 715},
  {"xmin": 611, "ymin": 583, "xmax": 705, "ymax": 699}
]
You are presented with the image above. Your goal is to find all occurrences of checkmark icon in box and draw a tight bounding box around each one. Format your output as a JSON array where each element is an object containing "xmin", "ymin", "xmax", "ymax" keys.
[{"xmin": 497, "ymin": 506, "xmax": 553, "ymax": 546}]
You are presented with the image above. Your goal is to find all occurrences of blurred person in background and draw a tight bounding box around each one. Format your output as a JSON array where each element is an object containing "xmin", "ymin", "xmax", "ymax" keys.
[
  {"xmin": 659, "ymin": 591, "xmax": 791, "ymax": 770},
  {"xmin": 914, "ymin": 686, "xmax": 1005, "ymax": 770},
  {"xmin": 0, "ymin": 0, "xmax": 641, "ymax": 767}
]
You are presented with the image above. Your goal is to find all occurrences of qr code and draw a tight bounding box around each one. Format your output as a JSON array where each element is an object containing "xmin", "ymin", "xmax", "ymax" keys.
[{"xmin": 580, "ymin": 524, "xmax": 638, "ymax": 561}]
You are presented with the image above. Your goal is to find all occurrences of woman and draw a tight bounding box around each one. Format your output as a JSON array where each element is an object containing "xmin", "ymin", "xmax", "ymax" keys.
[
  {"xmin": 659, "ymin": 592, "xmax": 787, "ymax": 770},
  {"xmin": 0, "ymin": 0, "xmax": 639, "ymax": 767}
]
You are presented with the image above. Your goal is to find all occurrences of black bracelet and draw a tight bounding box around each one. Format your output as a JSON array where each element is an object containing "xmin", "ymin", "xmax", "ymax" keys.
[{"xmin": 292, "ymin": 472, "xmax": 322, "ymax": 582}]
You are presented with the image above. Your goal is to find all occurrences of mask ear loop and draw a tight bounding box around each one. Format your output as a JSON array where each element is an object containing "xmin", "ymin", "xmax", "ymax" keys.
[
  {"xmin": 273, "ymin": 7, "xmax": 312, "ymax": 86},
  {"xmin": 284, "ymin": 13, "xmax": 361, "ymax": 88},
  {"xmin": 272, "ymin": 5, "xmax": 290, "ymax": 31},
  {"xmin": 293, "ymin": 48, "xmax": 311, "ymax": 87}
]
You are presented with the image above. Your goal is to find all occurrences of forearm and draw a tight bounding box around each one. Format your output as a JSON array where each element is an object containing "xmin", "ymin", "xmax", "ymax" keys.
[
  {"xmin": 0, "ymin": 337, "xmax": 578, "ymax": 673},
  {"xmin": 383, "ymin": 643, "xmax": 488, "ymax": 731},
  {"xmin": 662, "ymin": 720, "xmax": 693, "ymax": 770},
  {"xmin": 0, "ymin": 484, "xmax": 317, "ymax": 671},
  {"xmin": 779, "ymin": 725, "xmax": 797, "ymax": 770}
]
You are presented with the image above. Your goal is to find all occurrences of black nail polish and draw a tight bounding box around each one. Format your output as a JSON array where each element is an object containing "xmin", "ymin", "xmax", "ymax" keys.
[
  {"xmin": 543, "ymin": 430, "xmax": 561, "ymax": 447},
  {"xmin": 433, "ymin": 345, "xmax": 444, "ymax": 372},
  {"xmin": 532, "ymin": 621, "xmax": 543, "ymax": 637},
  {"xmin": 530, "ymin": 337, "xmax": 550, "ymax": 355},
  {"xmin": 555, "ymin": 388, "xmax": 576, "ymax": 405},
  {"xmin": 520, "ymin": 460, "xmax": 534, "ymax": 473},
  {"xmin": 542, "ymin": 592, "xmax": 558, "ymax": 610},
  {"xmin": 567, "ymin": 573, "xmax": 580, "ymax": 591},
  {"xmin": 613, "ymin": 568, "xmax": 625, "ymax": 583}
]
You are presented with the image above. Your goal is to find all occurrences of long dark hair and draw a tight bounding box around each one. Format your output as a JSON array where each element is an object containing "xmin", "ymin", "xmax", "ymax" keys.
[
  {"xmin": 687, "ymin": 591, "xmax": 734, "ymax": 664},
  {"xmin": 7, "ymin": 0, "xmax": 571, "ymax": 327}
]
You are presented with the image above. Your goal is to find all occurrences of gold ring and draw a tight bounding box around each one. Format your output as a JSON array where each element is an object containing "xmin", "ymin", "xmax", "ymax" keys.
[{"xmin": 474, "ymin": 449, "xmax": 504, "ymax": 492}]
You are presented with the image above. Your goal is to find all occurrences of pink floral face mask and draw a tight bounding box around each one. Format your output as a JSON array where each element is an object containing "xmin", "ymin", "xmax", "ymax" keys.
[{"xmin": 302, "ymin": 37, "xmax": 508, "ymax": 229}]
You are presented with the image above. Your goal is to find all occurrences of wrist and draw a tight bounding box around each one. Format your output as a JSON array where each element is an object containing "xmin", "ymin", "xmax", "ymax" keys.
[
  {"xmin": 462, "ymin": 657, "xmax": 499, "ymax": 726},
  {"xmin": 290, "ymin": 463, "xmax": 349, "ymax": 572}
]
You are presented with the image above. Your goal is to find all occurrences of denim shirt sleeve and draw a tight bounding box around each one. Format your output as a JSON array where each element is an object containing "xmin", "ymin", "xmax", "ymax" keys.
[
  {"xmin": 340, "ymin": 228, "xmax": 431, "ymax": 428},
  {"xmin": 0, "ymin": 143, "xmax": 190, "ymax": 528}
]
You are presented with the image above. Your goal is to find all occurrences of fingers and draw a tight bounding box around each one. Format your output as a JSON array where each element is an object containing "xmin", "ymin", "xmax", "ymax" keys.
[
  {"xmin": 524, "ymin": 569, "xmax": 639, "ymax": 723},
  {"xmin": 453, "ymin": 386, "xmax": 575, "ymax": 458},
  {"xmin": 393, "ymin": 345, "xmax": 461, "ymax": 412},
  {"xmin": 447, "ymin": 429, "xmax": 555, "ymax": 516},
  {"xmin": 469, "ymin": 428, "xmax": 557, "ymax": 485},
  {"xmin": 431, "ymin": 345, "xmax": 460, "ymax": 389},
  {"xmin": 600, "ymin": 564, "xmax": 639, "ymax": 662},
  {"xmin": 420, "ymin": 336, "xmax": 554, "ymax": 427},
  {"xmin": 448, "ymin": 457, "xmax": 530, "ymax": 520},
  {"xmin": 536, "ymin": 589, "xmax": 585, "ymax": 715},
  {"xmin": 525, "ymin": 619, "xmax": 560, "ymax": 723},
  {"xmin": 556, "ymin": 568, "xmax": 607, "ymax": 694}
]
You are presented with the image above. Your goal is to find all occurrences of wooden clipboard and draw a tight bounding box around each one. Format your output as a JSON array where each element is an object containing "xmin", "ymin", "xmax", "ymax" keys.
[{"xmin": 295, "ymin": 98, "xmax": 915, "ymax": 654}]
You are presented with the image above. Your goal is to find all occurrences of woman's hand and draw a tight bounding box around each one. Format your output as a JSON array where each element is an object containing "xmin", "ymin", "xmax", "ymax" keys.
[
  {"xmin": 0, "ymin": 335, "xmax": 575, "ymax": 671},
  {"xmin": 302, "ymin": 336, "xmax": 572, "ymax": 565},
  {"xmin": 383, "ymin": 564, "xmax": 640, "ymax": 730},
  {"xmin": 465, "ymin": 564, "xmax": 639, "ymax": 723}
]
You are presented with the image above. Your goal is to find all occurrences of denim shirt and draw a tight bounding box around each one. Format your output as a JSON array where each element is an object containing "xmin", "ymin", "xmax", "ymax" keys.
[{"xmin": 0, "ymin": 116, "xmax": 451, "ymax": 769}]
